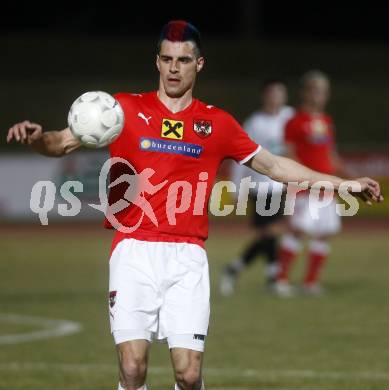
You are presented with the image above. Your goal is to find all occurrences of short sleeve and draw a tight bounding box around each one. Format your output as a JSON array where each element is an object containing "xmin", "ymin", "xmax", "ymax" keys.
[{"xmin": 222, "ymin": 113, "xmax": 261, "ymax": 165}]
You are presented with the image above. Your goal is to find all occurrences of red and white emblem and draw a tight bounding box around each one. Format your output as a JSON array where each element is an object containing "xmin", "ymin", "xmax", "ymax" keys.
[
  {"xmin": 193, "ymin": 120, "xmax": 212, "ymax": 138},
  {"xmin": 109, "ymin": 291, "xmax": 117, "ymax": 308}
]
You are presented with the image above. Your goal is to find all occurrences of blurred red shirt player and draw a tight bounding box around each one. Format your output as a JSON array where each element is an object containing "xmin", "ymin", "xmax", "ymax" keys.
[
  {"xmin": 286, "ymin": 111, "xmax": 335, "ymax": 175},
  {"xmin": 275, "ymin": 70, "xmax": 345, "ymax": 297}
]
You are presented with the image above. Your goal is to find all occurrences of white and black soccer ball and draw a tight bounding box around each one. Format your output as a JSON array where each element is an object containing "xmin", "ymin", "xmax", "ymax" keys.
[{"xmin": 68, "ymin": 91, "xmax": 124, "ymax": 148}]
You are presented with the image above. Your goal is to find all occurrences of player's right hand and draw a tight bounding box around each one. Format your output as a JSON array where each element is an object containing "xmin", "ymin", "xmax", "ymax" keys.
[
  {"xmin": 7, "ymin": 121, "xmax": 43, "ymax": 145},
  {"xmin": 353, "ymin": 177, "xmax": 384, "ymax": 205}
]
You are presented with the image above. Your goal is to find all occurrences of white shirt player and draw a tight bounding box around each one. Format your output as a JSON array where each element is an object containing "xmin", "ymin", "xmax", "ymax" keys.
[{"xmin": 232, "ymin": 106, "xmax": 295, "ymax": 196}]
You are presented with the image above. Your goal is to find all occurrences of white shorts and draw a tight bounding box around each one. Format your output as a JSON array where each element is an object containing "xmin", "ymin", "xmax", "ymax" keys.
[
  {"xmin": 290, "ymin": 194, "xmax": 341, "ymax": 237},
  {"xmin": 108, "ymin": 238, "xmax": 210, "ymax": 352}
]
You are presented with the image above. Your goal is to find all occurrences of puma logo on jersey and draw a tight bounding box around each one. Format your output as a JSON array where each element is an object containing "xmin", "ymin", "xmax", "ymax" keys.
[{"xmin": 138, "ymin": 112, "xmax": 152, "ymax": 125}]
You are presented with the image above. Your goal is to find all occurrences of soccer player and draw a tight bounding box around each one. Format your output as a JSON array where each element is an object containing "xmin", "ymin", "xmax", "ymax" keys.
[
  {"xmin": 274, "ymin": 70, "xmax": 349, "ymax": 297},
  {"xmin": 219, "ymin": 79, "xmax": 294, "ymax": 296},
  {"xmin": 6, "ymin": 22, "xmax": 383, "ymax": 390}
]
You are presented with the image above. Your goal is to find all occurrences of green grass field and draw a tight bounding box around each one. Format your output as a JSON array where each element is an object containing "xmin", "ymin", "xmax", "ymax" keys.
[{"xmin": 1, "ymin": 224, "xmax": 388, "ymax": 390}]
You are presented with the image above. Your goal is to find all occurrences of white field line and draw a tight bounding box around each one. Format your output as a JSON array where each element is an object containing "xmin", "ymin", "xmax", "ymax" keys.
[
  {"xmin": 0, "ymin": 362, "xmax": 388, "ymax": 382},
  {"xmin": 0, "ymin": 313, "xmax": 82, "ymax": 345}
]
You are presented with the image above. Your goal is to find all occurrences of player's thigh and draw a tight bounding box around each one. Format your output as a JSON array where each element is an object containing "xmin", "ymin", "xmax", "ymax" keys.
[
  {"xmin": 319, "ymin": 200, "xmax": 341, "ymax": 236},
  {"xmin": 109, "ymin": 239, "xmax": 160, "ymax": 334},
  {"xmin": 162, "ymin": 245, "xmax": 210, "ymax": 340},
  {"xmin": 170, "ymin": 347, "xmax": 203, "ymax": 379},
  {"xmin": 291, "ymin": 199, "xmax": 341, "ymax": 237},
  {"xmin": 289, "ymin": 195, "xmax": 315, "ymax": 234}
]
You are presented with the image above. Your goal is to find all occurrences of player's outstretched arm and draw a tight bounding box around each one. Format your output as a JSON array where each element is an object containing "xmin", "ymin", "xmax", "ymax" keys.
[
  {"xmin": 6, "ymin": 121, "xmax": 81, "ymax": 157},
  {"xmin": 248, "ymin": 148, "xmax": 384, "ymax": 205}
]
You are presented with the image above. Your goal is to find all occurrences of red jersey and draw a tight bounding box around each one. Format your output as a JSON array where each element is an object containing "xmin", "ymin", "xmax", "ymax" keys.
[
  {"xmin": 284, "ymin": 111, "xmax": 335, "ymax": 174},
  {"xmin": 106, "ymin": 91, "xmax": 260, "ymax": 247}
]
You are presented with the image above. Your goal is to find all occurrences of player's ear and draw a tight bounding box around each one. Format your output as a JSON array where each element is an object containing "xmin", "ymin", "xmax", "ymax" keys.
[
  {"xmin": 196, "ymin": 57, "xmax": 204, "ymax": 73},
  {"xmin": 156, "ymin": 55, "xmax": 161, "ymax": 72}
]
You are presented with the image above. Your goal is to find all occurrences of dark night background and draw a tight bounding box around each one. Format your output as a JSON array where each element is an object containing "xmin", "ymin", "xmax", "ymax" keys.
[
  {"xmin": 1, "ymin": 1, "xmax": 389, "ymax": 149},
  {"xmin": 1, "ymin": 2, "xmax": 388, "ymax": 40}
]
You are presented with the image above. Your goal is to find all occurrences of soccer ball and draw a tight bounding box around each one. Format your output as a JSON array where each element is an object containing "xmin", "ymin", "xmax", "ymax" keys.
[{"xmin": 68, "ymin": 91, "xmax": 124, "ymax": 148}]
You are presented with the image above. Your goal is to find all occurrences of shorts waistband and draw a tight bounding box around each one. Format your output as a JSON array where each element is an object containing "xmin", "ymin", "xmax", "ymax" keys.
[{"xmin": 110, "ymin": 230, "xmax": 205, "ymax": 255}]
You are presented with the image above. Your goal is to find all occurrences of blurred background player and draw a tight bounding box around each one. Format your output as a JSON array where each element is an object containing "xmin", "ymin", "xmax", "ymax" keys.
[
  {"xmin": 275, "ymin": 70, "xmax": 345, "ymax": 297},
  {"xmin": 219, "ymin": 79, "xmax": 294, "ymax": 296}
]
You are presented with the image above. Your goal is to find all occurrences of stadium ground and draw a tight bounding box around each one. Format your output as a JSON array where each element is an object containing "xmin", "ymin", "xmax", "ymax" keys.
[{"xmin": 0, "ymin": 220, "xmax": 388, "ymax": 390}]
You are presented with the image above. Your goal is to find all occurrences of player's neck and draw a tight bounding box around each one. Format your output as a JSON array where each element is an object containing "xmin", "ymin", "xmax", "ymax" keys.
[
  {"xmin": 262, "ymin": 105, "xmax": 281, "ymax": 115},
  {"xmin": 157, "ymin": 88, "xmax": 193, "ymax": 114},
  {"xmin": 301, "ymin": 103, "xmax": 324, "ymax": 115}
]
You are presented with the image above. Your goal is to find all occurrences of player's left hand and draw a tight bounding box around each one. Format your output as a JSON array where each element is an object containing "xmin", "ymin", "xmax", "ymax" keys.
[{"xmin": 352, "ymin": 177, "xmax": 384, "ymax": 205}]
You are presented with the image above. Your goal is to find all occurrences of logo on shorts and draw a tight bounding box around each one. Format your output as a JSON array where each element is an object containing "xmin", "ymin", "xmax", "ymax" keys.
[
  {"xmin": 161, "ymin": 118, "xmax": 184, "ymax": 140},
  {"xmin": 109, "ymin": 291, "xmax": 117, "ymax": 308},
  {"xmin": 193, "ymin": 334, "xmax": 205, "ymax": 341}
]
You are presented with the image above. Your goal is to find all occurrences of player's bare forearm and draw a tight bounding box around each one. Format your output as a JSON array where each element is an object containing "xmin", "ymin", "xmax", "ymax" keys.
[
  {"xmin": 275, "ymin": 155, "xmax": 344, "ymax": 188},
  {"xmin": 30, "ymin": 129, "xmax": 80, "ymax": 157},
  {"xmin": 248, "ymin": 148, "xmax": 383, "ymax": 203},
  {"xmin": 249, "ymin": 148, "xmax": 342, "ymax": 188},
  {"xmin": 284, "ymin": 143, "xmax": 350, "ymax": 185},
  {"xmin": 7, "ymin": 121, "xmax": 81, "ymax": 157}
]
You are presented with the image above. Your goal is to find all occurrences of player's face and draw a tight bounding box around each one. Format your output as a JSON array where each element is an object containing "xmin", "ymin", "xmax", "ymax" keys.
[
  {"xmin": 261, "ymin": 84, "xmax": 287, "ymax": 110},
  {"xmin": 302, "ymin": 78, "xmax": 330, "ymax": 110},
  {"xmin": 156, "ymin": 40, "xmax": 204, "ymax": 98}
]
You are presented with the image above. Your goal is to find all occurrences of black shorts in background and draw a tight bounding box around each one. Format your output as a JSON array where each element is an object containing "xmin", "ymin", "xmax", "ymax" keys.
[{"xmin": 249, "ymin": 192, "xmax": 285, "ymax": 228}]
